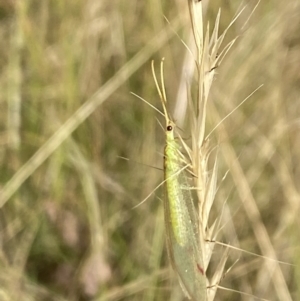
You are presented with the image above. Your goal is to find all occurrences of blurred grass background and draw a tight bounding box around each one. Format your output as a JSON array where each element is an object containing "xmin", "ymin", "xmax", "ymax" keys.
[{"xmin": 0, "ymin": 0, "xmax": 299, "ymax": 300}]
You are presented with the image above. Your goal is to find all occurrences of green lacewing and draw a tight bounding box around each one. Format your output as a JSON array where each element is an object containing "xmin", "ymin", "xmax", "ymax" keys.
[{"xmin": 152, "ymin": 60, "xmax": 207, "ymax": 301}]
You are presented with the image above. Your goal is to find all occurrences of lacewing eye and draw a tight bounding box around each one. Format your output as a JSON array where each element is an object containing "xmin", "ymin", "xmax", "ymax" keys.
[{"xmin": 167, "ymin": 125, "xmax": 173, "ymax": 131}]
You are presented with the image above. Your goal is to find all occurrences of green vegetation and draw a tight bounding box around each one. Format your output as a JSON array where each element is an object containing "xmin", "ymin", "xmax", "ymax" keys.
[{"xmin": 0, "ymin": 1, "xmax": 298, "ymax": 300}]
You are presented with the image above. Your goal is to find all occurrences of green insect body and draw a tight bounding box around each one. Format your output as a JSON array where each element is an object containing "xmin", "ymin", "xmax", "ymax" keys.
[
  {"xmin": 150, "ymin": 60, "xmax": 207, "ymax": 300},
  {"xmin": 164, "ymin": 125, "xmax": 189, "ymax": 246},
  {"xmin": 163, "ymin": 120, "xmax": 207, "ymax": 301}
]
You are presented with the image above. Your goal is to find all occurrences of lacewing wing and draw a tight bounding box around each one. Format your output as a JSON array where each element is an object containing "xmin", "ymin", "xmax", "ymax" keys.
[
  {"xmin": 163, "ymin": 123, "xmax": 207, "ymax": 301},
  {"xmin": 151, "ymin": 60, "xmax": 207, "ymax": 300}
]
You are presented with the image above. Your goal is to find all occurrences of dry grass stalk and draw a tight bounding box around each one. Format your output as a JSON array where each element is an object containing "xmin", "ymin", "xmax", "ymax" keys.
[
  {"xmin": 148, "ymin": 1, "xmax": 242, "ymax": 300},
  {"xmin": 173, "ymin": 1, "xmax": 244, "ymax": 300}
]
